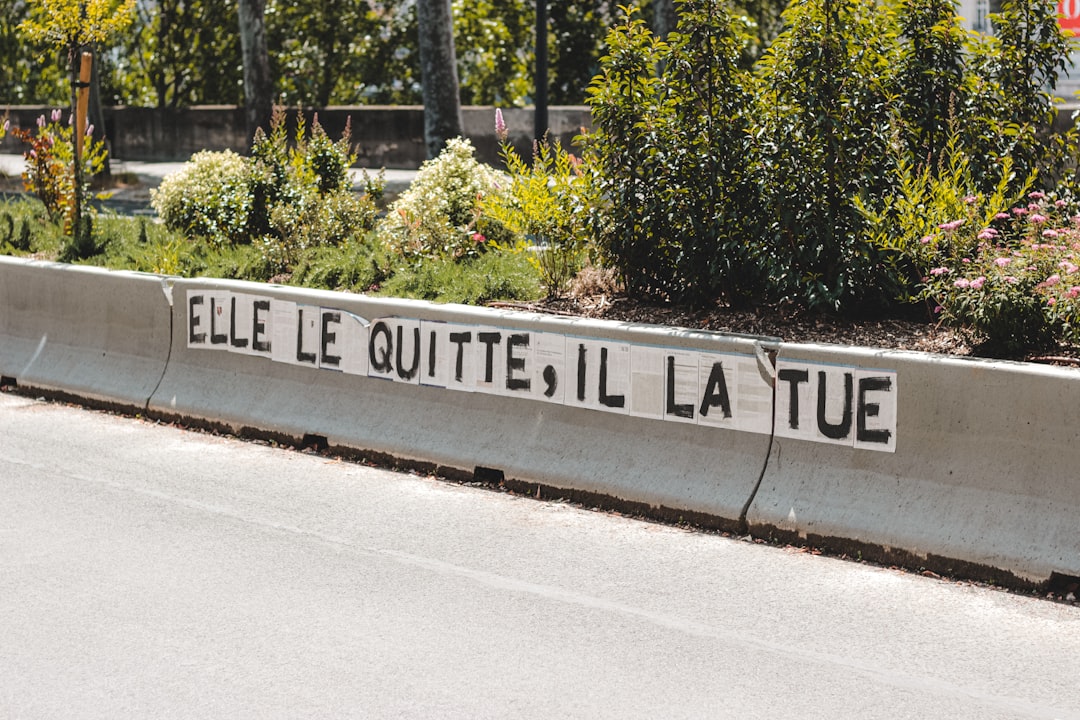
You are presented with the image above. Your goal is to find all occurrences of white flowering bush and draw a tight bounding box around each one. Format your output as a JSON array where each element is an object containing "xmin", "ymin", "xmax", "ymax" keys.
[
  {"xmin": 151, "ymin": 149, "xmax": 252, "ymax": 247},
  {"xmin": 378, "ymin": 137, "xmax": 510, "ymax": 263}
]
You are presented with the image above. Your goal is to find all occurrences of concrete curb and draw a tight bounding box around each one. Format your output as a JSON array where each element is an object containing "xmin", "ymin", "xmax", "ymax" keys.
[
  {"xmin": 0, "ymin": 257, "xmax": 172, "ymax": 410},
  {"xmin": 746, "ymin": 343, "xmax": 1080, "ymax": 585}
]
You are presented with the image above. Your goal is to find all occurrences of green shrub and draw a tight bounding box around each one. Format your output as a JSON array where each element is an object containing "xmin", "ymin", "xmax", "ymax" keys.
[
  {"xmin": 150, "ymin": 149, "xmax": 252, "ymax": 247},
  {"xmin": 586, "ymin": 2, "xmax": 761, "ymax": 306},
  {"xmin": 290, "ymin": 239, "xmax": 390, "ymax": 293},
  {"xmin": 480, "ymin": 124, "xmax": 592, "ymax": 297},
  {"xmin": 377, "ymin": 251, "xmax": 543, "ymax": 305},
  {"xmin": 378, "ymin": 137, "xmax": 510, "ymax": 263}
]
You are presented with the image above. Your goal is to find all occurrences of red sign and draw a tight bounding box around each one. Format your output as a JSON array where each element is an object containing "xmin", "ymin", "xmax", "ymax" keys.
[{"xmin": 1060, "ymin": 0, "xmax": 1080, "ymax": 34}]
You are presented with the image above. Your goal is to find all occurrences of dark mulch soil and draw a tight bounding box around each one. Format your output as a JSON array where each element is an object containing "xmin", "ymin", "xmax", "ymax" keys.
[{"xmin": 498, "ymin": 293, "xmax": 1080, "ymax": 368}]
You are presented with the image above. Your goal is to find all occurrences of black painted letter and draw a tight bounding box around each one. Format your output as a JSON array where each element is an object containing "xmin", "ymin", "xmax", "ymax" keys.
[
  {"xmin": 598, "ymin": 347, "xmax": 625, "ymax": 408},
  {"xmin": 296, "ymin": 308, "xmax": 317, "ymax": 364},
  {"xmin": 665, "ymin": 356, "xmax": 693, "ymax": 419},
  {"xmin": 188, "ymin": 295, "xmax": 206, "ymax": 344},
  {"xmin": 321, "ymin": 311, "xmax": 341, "ymax": 367},
  {"xmin": 230, "ymin": 296, "xmax": 249, "ymax": 349},
  {"xmin": 777, "ymin": 368, "xmax": 809, "ymax": 429},
  {"xmin": 448, "ymin": 332, "xmax": 472, "ymax": 382},
  {"xmin": 396, "ymin": 325, "xmax": 421, "ymax": 381},
  {"xmin": 506, "ymin": 334, "xmax": 531, "ymax": 391},
  {"xmin": 252, "ymin": 300, "xmax": 271, "ymax": 353},
  {"xmin": 857, "ymin": 376, "xmax": 893, "ymax": 445},
  {"xmin": 699, "ymin": 362, "xmax": 732, "ymax": 419},
  {"xmin": 369, "ymin": 321, "xmax": 393, "ymax": 374},
  {"xmin": 816, "ymin": 371, "xmax": 853, "ymax": 440}
]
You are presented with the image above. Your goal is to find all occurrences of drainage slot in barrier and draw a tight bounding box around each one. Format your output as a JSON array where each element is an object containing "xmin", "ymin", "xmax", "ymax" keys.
[
  {"xmin": 0, "ymin": 376, "xmax": 16, "ymax": 388},
  {"xmin": 473, "ymin": 466, "xmax": 505, "ymax": 485},
  {"xmin": 301, "ymin": 433, "xmax": 329, "ymax": 452}
]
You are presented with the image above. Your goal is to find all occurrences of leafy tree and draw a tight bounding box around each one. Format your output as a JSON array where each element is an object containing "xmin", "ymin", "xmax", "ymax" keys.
[
  {"xmin": 587, "ymin": 2, "xmax": 762, "ymax": 304},
  {"xmin": 18, "ymin": 0, "xmax": 135, "ymax": 256},
  {"xmin": 756, "ymin": 0, "xmax": 900, "ymax": 311},
  {"xmin": 268, "ymin": 0, "xmax": 380, "ymax": 107},
  {"xmin": 104, "ymin": 0, "xmax": 242, "ymax": 108},
  {"xmin": 0, "ymin": 1, "xmax": 67, "ymax": 103}
]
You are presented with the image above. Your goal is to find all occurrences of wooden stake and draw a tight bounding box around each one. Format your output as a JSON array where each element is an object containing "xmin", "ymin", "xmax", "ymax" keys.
[{"xmin": 76, "ymin": 51, "xmax": 92, "ymax": 160}]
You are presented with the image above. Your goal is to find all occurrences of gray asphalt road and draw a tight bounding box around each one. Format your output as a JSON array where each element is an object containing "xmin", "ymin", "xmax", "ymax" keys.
[{"xmin": 1, "ymin": 391, "xmax": 1077, "ymax": 719}]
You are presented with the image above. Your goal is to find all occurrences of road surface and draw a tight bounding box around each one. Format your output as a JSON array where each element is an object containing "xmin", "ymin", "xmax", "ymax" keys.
[{"xmin": 1, "ymin": 391, "xmax": 1077, "ymax": 719}]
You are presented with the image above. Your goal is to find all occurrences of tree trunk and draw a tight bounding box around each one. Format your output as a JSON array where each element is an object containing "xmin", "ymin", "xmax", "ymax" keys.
[
  {"xmin": 237, "ymin": 0, "xmax": 273, "ymax": 148},
  {"xmin": 417, "ymin": 0, "xmax": 463, "ymax": 159},
  {"xmin": 653, "ymin": 0, "xmax": 678, "ymax": 38}
]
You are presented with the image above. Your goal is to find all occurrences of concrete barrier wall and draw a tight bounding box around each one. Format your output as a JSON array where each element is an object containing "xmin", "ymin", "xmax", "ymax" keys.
[
  {"xmin": 745, "ymin": 343, "xmax": 1080, "ymax": 584},
  {"xmin": 2, "ymin": 260, "xmax": 1078, "ymax": 586},
  {"xmin": 147, "ymin": 278, "xmax": 777, "ymax": 527},
  {"xmin": 0, "ymin": 257, "xmax": 172, "ymax": 409}
]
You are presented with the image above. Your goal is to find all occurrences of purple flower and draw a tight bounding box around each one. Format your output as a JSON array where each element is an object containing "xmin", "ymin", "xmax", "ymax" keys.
[{"xmin": 495, "ymin": 109, "xmax": 507, "ymax": 142}]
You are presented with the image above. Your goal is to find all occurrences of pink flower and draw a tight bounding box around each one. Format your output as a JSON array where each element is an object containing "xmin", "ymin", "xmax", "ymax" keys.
[
  {"xmin": 919, "ymin": 235, "xmax": 932, "ymax": 244},
  {"xmin": 495, "ymin": 109, "xmax": 507, "ymax": 142},
  {"xmin": 1043, "ymin": 229, "xmax": 1059, "ymax": 239},
  {"xmin": 954, "ymin": 278, "xmax": 971, "ymax": 288},
  {"xmin": 938, "ymin": 219, "xmax": 964, "ymax": 232},
  {"xmin": 1045, "ymin": 274, "xmax": 1062, "ymax": 287},
  {"xmin": 961, "ymin": 258, "xmax": 971, "ymax": 263},
  {"xmin": 995, "ymin": 213, "xmax": 1010, "ymax": 220},
  {"xmin": 1, "ymin": 119, "xmax": 8, "ymax": 133},
  {"xmin": 970, "ymin": 276, "xmax": 986, "ymax": 290},
  {"xmin": 1068, "ymin": 286, "xmax": 1080, "ymax": 299},
  {"xmin": 930, "ymin": 267, "xmax": 951, "ymax": 275},
  {"xmin": 1013, "ymin": 207, "xmax": 1028, "ymax": 216},
  {"xmin": 994, "ymin": 257, "xmax": 1011, "ymax": 267},
  {"xmin": 36, "ymin": 115, "xmax": 45, "ymax": 128},
  {"xmin": 963, "ymin": 195, "xmax": 977, "ymax": 204},
  {"xmin": 1029, "ymin": 213, "xmax": 1048, "ymax": 224},
  {"xmin": 1005, "ymin": 276, "xmax": 1018, "ymax": 284},
  {"xmin": 1030, "ymin": 191, "xmax": 1046, "ymax": 200},
  {"xmin": 1060, "ymin": 260, "xmax": 1079, "ymax": 274},
  {"xmin": 977, "ymin": 228, "xmax": 999, "ymax": 241},
  {"xmin": 1057, "ymin": 199, "xmax": 1068, "ymax": 208},
  {"xmin": 1048, "ymin": 297, "xmax": 1057, "ymax": 306},
  {"xmin": 934, "ymin": 305, "xmax": 943, "ymax": 314},
  {"xmin": 50, "ymin": 108, "xmax": 61, "ymax": 122},
  {"xmin": 85, "ymin": 123, "xmax": 94, "ymax": 136},
  {"xmin": 472, "ymin": 232, "xmax": 486, "ymax": 244}
]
